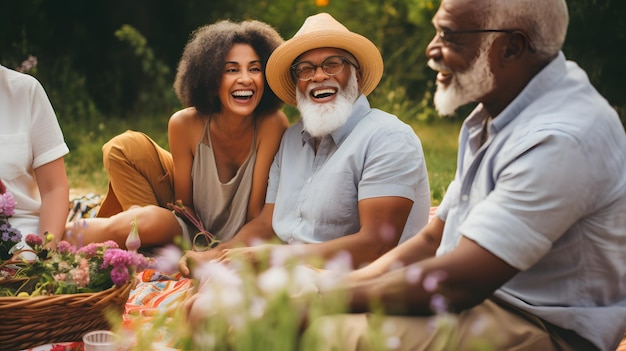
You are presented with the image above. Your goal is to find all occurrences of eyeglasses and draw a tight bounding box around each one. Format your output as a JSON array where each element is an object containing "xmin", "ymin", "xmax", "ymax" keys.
[
  {"xmin": 291, "ymin": 55, "xmax": 359, "ymax": 82},
  {"xmin": 437, "ymin": 29, "xmax": 515, "ymax": 45},
  {"xmin": 436, "ymin": 29, "xmax": 536, "ymax": 53}
]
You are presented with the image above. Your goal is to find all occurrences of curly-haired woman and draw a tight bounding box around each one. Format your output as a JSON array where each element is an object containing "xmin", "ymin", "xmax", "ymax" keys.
[{"xmin": 64, "ymin": 20, "xmax": 288, "ymax": 249}]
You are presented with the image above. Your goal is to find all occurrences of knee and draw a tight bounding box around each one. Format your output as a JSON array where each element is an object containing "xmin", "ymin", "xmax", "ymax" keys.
[
  {"xmin": 102, "ymin": 131, "xmax": 150, "ymax": 168},
  {"xmin": 134, "ymin": 206, "xmax": 181, "ymax": 245},
  {"xmin": 93, "ymin": 216, "xmax": 130, "ymax": 246}
]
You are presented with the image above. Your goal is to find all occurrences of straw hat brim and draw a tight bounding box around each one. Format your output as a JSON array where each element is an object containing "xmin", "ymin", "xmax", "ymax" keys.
[{"xmin": 266, "ymin": 16, "xmax": 383, "ymax": 106}]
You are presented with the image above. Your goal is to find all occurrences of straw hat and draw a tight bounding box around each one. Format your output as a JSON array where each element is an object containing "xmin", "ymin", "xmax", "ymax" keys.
[{"xmin": 266, "ymin": 13, "xmax": 384, "ymax": 106}]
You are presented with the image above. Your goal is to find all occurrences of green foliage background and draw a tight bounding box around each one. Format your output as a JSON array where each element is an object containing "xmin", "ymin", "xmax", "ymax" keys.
[{"xmin": 1, "ymin": 0, "xmax": 624, "ymax": 202}]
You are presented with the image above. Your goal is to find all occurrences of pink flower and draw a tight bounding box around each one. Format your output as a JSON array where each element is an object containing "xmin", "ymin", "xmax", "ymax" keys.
[
  {"xmin": 101, "ymin": 248, "xmax": 148, "ymax": 286},
  {"xmin": 0, "ymin": 190, "xmax": 16, "ymax": 218},
  {"xmin": 25, "ymin": 234, "xmax": 43, "ymax": 247},
  {"xmin": 102, "ymin": 240, "xmax": 119, "ymax": 249},
  {"xmin": 110, "ymin": 266, "xmax": 130, "ymax": 286},
  {"xmin": 102, "ymin": 248, "xmax": 133, "ymax": 267},
  {"xmin": 77, "ymin": 241, "xmax": 119, "ymax": 258},
  {"xmin": 3, "ymin": 234, "xmax": 148, "ymax": 295},
  {"xmin": 70, "ymin": 259, "xmax": 90, "ymax": 287},
  {"xmin": 56, "ymin": 241, "xmax": 76, "ymax": 254},
  {"xmin": 76, "ymin": 243, "xmax": 100, "ymax": 257}
]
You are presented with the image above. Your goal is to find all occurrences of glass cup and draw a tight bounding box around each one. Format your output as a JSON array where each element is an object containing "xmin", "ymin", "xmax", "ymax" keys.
[{"xmin": 82, "ymin": 330, "xmax": 117, "ymax": 351}]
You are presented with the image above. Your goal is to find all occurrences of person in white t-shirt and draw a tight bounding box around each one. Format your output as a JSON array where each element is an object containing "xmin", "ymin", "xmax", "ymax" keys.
[{"xmin": 0, "ymin": 64, "xmax": 69, "ymax": 250}]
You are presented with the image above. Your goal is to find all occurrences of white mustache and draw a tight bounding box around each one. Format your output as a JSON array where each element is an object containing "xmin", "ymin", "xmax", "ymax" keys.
[{"xmin": 427, "ymin": 59, "xmax": 452, "ymax": 73}]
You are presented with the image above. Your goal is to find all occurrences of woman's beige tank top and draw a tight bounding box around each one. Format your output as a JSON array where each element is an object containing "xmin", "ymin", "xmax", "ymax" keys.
[{"xmin": 188, "ymin": 120, "xmax": 257, "ymax": 242}]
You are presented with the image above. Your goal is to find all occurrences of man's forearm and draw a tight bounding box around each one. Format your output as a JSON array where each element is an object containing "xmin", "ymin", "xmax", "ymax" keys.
[
  {"xmin": 347, "ymin": 266, "xmax": 434, "ymax": 315},
  {"xmin": 348, "ymin": 218, "xmax": 445, "ymax": 281}
]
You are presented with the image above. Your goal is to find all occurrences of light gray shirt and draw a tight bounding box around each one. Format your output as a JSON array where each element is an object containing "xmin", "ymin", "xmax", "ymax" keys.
[
  {"xmin": 267, "ymin": 95, "xmax": 430, "ymax": 245},
  {"xmin": 436, "ymin": 52, "xmax": 626, "ymax": 351}
]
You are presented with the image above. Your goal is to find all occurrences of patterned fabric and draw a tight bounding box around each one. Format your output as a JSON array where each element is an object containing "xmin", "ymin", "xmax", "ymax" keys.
[
  {"xmin": 122, "ymin": 269, "xmax": 194, "ymax": 328},
  {"xmin": 67, "ymin": 193, "xmax": 102, "ymax": 222}
]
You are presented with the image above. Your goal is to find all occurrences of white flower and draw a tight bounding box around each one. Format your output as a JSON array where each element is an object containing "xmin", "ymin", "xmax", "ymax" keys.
[
  {"xmin": 257, "ymin": 266, "xmax": 289, "ymax": 295},
  {"xmin": 216, "ymin": 287, "xmax": 244, "ymax": 311},
  {"xmin": 423, "ymin": 270, "xmax": 447, "ymax": 292},
  {"xmin": 227, "ymin": 313, "xmax": 246, "ymax": 330},
  {"xmin": 194, "ymin": 260, "xmax": 242, "ymax": 290},
  {"xmin": 316, "ymin": 269, "xmax": 345, "ymax": 293},
  {"xmin": 378, "ymin": 223, "xmax": 398, "ymax": 244},
  {"xmin": 290, "ymin": 265, "xmax": 321, "ymax": 296},
  {"xmin": 249, "ymin": 296, "xmax": 267, "ymax": 319},
  {"xmin": 324, "ymin": 250, "xmax": 352, "ymax": 273},
  {"xmin": 405, "ymin": 263, "xmax": 423, "ymax": 284},
  {"xmin": 187, "ymin": 292, "xmax": 216, "ymax": 325},
  {"xmin": 269, "ymin": 245, "xmax": 293, "ymax": 267},
  {"xmin": 469, "ymin": 315, "xmax": 489, "ymax": 335},
  {"xmin": 192, "ymin": 332, "xmax": 217, "ymax": 351},
  {"xmin": 386, "ymin": 336, "xmax": 401, "ymax": 350},
  {"xmin": 154, "ymin": 244, "xmax": 182, "ymax": 274},
  {"xmin": 382, "ymin": 320, "xmax": 396, "ymax": 334}
]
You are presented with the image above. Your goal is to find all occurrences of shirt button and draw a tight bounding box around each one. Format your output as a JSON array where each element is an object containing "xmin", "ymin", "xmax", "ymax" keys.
[{"xmin": 461, "ymin": 194, "xmax": 469, "ymax": 201}]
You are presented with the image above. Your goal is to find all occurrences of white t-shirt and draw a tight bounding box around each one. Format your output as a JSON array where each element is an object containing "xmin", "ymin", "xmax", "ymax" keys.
[{"xmin": 0, "ymin": 65, "xmax": 69, "ymax": 240}]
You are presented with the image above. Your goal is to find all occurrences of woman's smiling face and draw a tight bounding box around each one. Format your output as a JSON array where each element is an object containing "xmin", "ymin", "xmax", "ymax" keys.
[{"xmin": 218, "ymin": 43, "xmax": 265, "ymax": 117}]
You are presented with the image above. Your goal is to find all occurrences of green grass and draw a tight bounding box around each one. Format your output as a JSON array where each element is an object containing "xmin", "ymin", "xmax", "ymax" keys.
[
  {"xmin": 65, "ymin": 117, "xmax": 460, "ymax": 205},
  {"xmin": 412, "ymin": 119, "xmax": 460, "ymax": 205}
]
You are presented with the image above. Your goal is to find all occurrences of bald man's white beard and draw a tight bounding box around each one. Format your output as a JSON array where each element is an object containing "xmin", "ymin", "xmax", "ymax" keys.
[
  {"xmin": 296, "ymin": 68, "xmax": 359, "ymax": 137},
  {"xmin": 429, "ymin": 37, "xmax": 496, "ymax": 117}
]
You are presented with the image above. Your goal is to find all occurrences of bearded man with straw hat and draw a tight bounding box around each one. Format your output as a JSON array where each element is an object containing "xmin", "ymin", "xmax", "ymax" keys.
[{"xmin": 179, "ymin": 12, "xmax": 431, "ymax": 274}]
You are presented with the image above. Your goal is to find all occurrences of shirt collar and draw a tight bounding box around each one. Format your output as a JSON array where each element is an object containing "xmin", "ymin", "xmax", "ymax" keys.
[{"xmin": 467, "ymin": 51, "xmax": 567, "ymax": 132}]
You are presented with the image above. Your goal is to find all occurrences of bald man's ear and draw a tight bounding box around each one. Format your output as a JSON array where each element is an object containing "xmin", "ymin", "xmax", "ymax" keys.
[{"xmin": 503, "ymin": 31, "xmax": 532, "ymax": 61}]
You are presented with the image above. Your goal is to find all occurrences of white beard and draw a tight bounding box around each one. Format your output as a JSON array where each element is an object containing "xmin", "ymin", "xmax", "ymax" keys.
[
  {"xmin": 296, "ymin": 68, "xmax": 359, "ymax": 137},
  {"xmin": 429, "ymin": 37, "xmax": 496, "ymax": 116}
]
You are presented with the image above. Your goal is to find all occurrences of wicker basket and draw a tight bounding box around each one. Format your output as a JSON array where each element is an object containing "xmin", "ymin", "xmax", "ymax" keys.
[{"xmin": 0, "ymin": 281, "xmax": 132, "ymax": 351}]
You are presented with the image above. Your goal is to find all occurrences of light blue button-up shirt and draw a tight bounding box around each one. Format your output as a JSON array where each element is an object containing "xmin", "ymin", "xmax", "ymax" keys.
[
  {"xmin": 267, "ymin": 95, "xmax": 431, "ymax": 246},
  {"xmin": 437, "ymin": 52, "xmax": 626, "ymax": 351}
]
